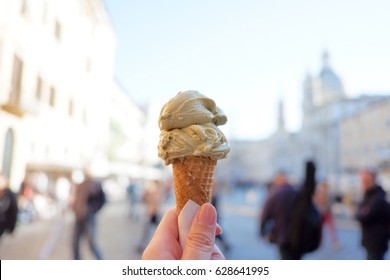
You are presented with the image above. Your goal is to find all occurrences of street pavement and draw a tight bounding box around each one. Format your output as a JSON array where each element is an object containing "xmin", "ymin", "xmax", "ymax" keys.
[
  {"xmin": 1, "ymin": 187, "xmax": 389, "ymax": 260},
  {"xmin": 220, "ymin": 186, "xmax": 390, "ymax": 260},
  {"xmin": 0, "ymin": 198, "xmax": 146, "ymax": 260}
]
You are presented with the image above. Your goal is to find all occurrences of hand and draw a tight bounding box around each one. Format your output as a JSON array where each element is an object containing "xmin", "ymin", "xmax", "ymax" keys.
[{"xmin": 142, "ymin": 203, "xmax": 225, "ymax": 260}]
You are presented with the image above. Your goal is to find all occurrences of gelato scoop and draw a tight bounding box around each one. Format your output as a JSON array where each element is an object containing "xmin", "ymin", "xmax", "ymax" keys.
[{"xmin": 158, "ymin": 90, "xmax": 230, "ymax": 165}]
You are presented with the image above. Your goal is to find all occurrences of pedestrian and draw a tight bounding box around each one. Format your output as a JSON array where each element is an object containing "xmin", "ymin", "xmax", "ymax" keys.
[
  {"xmin": 71, "ymin": 166, "xmax": 106, "ymax": 260},
  {"xmin": 260, "ymin": 171, "xmax": 301, "ymax": 259},
  {"xmin": 313, "ymin": 181, "xmax": 341, "ymax": 249},
  {"xmin": 0, "ymin": 173, "xmax": 18, "ymax": 240},
  {"xmin": 356, "ymin": 169, "xmax": 390, "ymax": 260},
  {"xmin": 260, "ymin": 162, "xmax": 322, "ymax": 260},
  {"xmin": 137, "ymin": 180, "xmax": 165, "ymax": 253},
  {"xmin": 126, "ymin": 180, "xmax": 143, "ymax": 220},
  {"xmin": 17, "ymin": 177, "xmax": 35, "ymax": 223}
]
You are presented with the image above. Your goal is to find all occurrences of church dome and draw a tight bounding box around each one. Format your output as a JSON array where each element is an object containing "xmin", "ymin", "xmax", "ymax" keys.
[{"xmin": 317, "ymin": 51, "xmax": 345, "ymax": 103}]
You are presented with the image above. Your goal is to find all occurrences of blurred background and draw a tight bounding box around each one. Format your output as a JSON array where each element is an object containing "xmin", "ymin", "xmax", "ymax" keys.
[{"xmin": 0, "ymin": 0, "xmax": 390, "ymax": 259}]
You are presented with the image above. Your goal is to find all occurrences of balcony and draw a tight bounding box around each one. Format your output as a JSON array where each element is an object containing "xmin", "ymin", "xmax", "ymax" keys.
[{"xmin": 1, "ymin": 90, "xmax": 39, "ymax": 117}]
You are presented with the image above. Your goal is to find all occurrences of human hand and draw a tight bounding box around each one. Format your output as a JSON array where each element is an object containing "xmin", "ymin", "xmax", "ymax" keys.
[{"xmin": 142, "ymin": 203, "xmax": 225, "ymax": 260}]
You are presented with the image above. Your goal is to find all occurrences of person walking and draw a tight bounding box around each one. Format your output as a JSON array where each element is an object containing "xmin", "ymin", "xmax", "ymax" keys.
[
  {"xmin": 260, "ymin": 171, "xmax": 301, "ymax": 259},
  {"xmin": 72, "ymin": 166, "xmax": 106, "ymax": 260},
  {"xmin": 356, "ymin": 169, "xmax": 390, "ymax": 260},
  {"xmin": 313, "ymin": 181, "xmax": 341, "ymax": 249},
  {"xmin": 137, "ymin": 180, "xmax": 166, "ymax": 253},
  {"xmin": 0, "ymin": 173, "xmax": 18, "ymax": 241},
  {"xmin": 260, "ymin": 162, "xmax": 322, "ymax": 260}
]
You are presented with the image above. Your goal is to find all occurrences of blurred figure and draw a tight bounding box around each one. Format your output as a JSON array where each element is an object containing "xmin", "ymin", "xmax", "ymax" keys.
[
  {"xmin": 260, "ymin": 171, "xmax": 300, "ymax": 259},
  {"xmin": 126, "ymin": 182, "xmax": 136, "ymax": 215},
  {"xmin": 343, "ymin": 193, "xmax": 357, "ymax": 218},
  {"xmin": 71, "ymin": 166, "xmax": 106, "ymax": 260},
  {"xmin": 17, "ymin": 177, "xmax": 36, "ymax": 223},
  {"xmin": 313, "ymin": 181, "xmax": 341, "ymax": 249},
  {"xmin": 356, "ymin": 169, "xmax": 390, "ymax": 260},
  {"xmin": 260, "ymin": 162, "xmax": 322, "ymax": 260},
  {"xmin": 126, "ymin": 180, "xmax": 143, "ymax": 220},
  {"xmin": 211, "ymin": 181, "xmax": 231, "ymax": 253},
  {"xmin": 32, "ymin": 191, "xmax": 56, "ymax": 220},
  {"xmin": 0, "ymin": 173, "xmax": 18, "ymax": 240},
  {"xmin": 137, "ymin": 180, "xmax": 165, "ymax": 253},
  {"xmin": 268, "ymin": 171, "xmax": 290, "ymax": 194}
]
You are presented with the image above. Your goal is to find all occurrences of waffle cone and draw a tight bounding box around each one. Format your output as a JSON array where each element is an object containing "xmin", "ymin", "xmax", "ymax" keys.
[{"xmin": 173, "ymin": 156, "xmax": 216, "ymax": 214}]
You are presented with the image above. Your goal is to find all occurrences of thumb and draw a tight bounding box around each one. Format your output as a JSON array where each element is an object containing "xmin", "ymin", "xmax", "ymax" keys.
[{"xmin": 181, "ymin": 203, "xmax": 217, "ymax": 260}]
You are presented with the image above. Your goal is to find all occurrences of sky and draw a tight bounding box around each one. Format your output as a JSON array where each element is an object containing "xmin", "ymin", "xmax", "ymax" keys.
[{"xmin": 103, "ymin": 0, "xmax": 390, "ymax": 140}]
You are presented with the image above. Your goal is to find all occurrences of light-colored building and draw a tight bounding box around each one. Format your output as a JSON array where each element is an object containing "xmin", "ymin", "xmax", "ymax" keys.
[
  {"xmin": 340, "ymin": 98, "xmax": 390, "ymax": 192},
  {"xmin": 298, "ymin": 52, "xmax": 388, "ymax": 184},
  {"xmin": 108, "ymin": 80, "xmax": 146, "ymax": 179},
  {"xmin": 224, "ymin": 52, "xmax": 390, "ymax": 193},
  {"xmin": 0, "ymin": 0, "xmax": 122, "ymax": 191},
  {"xmin": 221, "ymin": 100, "xmax": 302, "ymax": 186}
]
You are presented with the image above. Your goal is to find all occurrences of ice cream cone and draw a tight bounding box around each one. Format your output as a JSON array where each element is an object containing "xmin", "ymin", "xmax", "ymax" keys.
[{"xmin": 173, "ymin": 156, "xmax": 216, "ymax": 214}]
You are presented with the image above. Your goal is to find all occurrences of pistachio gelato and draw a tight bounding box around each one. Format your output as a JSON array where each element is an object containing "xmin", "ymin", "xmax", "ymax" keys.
[{"xmin": 158, "ymin": 90, "xmax": 230, "ymax": 165}]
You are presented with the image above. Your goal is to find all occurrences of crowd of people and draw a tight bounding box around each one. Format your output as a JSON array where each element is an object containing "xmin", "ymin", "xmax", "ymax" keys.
[
  {"xmin": 259, "ymin": 164, "xmax": 390, "ymax": 260},
  {"xmin": 260, "ymin": 161, "xmax": 322, "ymax": 260},
  {"xmin": 0, "ymin": 167, "xmax": 106, "ymax": 259},
  {"xmin": 1, "ymin": 161, "xmax": 390, "ymax": 260}
]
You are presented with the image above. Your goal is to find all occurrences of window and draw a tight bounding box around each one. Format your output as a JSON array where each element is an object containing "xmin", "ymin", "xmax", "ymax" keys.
[
  {"xmin": 54, "ymin": 20, "xmax": 62, "ymax": 41},
  {"xmin": 36, "ymin": 76, "xmax": 42, "ymax": 100},
  {"xmin": 9, "ymin": 55, "xmax": 23, "ymax": 105},
  {"xmin": 68, "ymin": 99, "xmax": 74, "ymax": 117},
  {"xmin": 20, "ymin": 0, "xmax": 28, "ymax": 15},
  {"xmin": 1, "ymin": 128, "xmax": 14, "ymax": 178},
  {"xmin": 49, "ymin": 87, "xmax": 56, "ymax": 107}
]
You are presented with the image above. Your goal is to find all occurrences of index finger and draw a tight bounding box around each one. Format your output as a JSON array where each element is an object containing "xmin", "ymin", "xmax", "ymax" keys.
[
  {"xmin": 153, "ymin": 208, "xmax": 179, "ymax": 243},
  {"xmin": 142, "ymin": 208, "xmax": 181, "ymax": 260}
]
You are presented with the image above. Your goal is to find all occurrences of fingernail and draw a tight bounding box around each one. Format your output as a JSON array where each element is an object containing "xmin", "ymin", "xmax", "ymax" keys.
[
  {"xmin": 216, "ymin": 224, "xmax": 223, "ymax": 235},
  {"xmin": 198, "ymin": 203, "xmax": 216, "ymax": 226}
]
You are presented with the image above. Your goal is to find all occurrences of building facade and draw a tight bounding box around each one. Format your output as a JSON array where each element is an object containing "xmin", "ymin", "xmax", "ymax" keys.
[
  {"xmin": 108, "ymin": 80, "xmax": 147, "ymax": 179},
  {"xmin": 0, "ymin": 0, "xmax": 147, "ymax": 193},
  {"xmin": 340, "ymin": 98, "xmax": 390, "ymax": 192},
  {"xmin": 224, "ymin": 52, "xmax": 390, "ymax": 194},
  {"xmin": 299, "ymin": 52, "xmax": 390, "ymax": 189}
]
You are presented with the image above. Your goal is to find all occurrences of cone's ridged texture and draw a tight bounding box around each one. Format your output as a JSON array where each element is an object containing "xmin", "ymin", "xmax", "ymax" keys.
[{"xmin": 173, "ymin": 156, "xmax": 216, "ymax": 214}]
